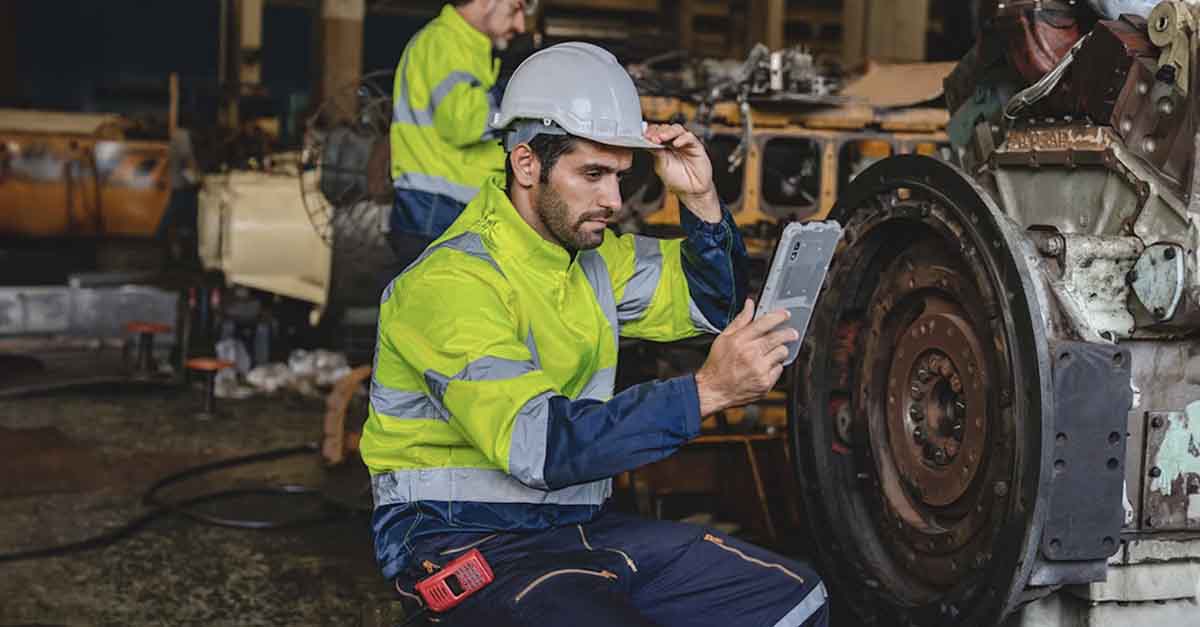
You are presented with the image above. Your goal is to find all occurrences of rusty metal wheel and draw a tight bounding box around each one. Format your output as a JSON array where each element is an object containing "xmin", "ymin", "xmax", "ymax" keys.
[{"xmin": 790, "ymin": 155, "xmax": 1055, "ymax": 626}]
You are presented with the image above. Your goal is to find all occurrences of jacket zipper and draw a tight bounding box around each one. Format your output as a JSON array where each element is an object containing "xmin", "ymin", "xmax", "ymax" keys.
[
  {"xmin": 577, "ymin": 525, "xmax": 638, "ymax": 572},
  {"xmin": 438, "ymin": 534, "xmax": 498, "ymax": 556},
  {"xmin": 703, "ymin": 533, "xmax": 805, "ymax": 584},
  {"xmin": 514, "ymin": 568, "xmax": 618, "ymax": 603}
]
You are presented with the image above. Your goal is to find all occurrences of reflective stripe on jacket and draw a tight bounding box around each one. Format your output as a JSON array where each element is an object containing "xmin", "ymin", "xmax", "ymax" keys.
[{"xmin": 361, "ymin": 176, "xmax": 748, "ymax": 578}]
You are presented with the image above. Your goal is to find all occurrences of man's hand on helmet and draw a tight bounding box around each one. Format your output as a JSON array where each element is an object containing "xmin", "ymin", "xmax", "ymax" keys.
[{"xmin": 645, "ymin": 123, "xmax": 722, "ymax": 223}]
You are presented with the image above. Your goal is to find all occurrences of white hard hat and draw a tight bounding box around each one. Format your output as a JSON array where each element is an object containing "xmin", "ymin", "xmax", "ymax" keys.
[{"xmin": 492, "ymin": 42, "xmax": 660, "ymax": 151}]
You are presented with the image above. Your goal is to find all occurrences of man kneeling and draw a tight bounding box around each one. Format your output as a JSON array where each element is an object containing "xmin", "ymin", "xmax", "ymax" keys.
[{"xmin": 361, "ymin": 41, "xmax": 829, "ymax": 627}]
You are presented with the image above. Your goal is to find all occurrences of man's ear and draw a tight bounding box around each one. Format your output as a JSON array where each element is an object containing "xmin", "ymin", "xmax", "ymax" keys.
[{"xmin": 510, "ymin": 144, "xmax": 540, "ymax": 188}]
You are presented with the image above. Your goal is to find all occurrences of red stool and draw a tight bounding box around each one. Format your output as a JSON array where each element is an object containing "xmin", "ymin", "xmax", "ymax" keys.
[
  {"xmin": 186, "ymin": 357, "xmax": 235, "ymax": 418},
  {"xmin": 125, "ymin": 321, "xmax": 172, "ymax": 377}
]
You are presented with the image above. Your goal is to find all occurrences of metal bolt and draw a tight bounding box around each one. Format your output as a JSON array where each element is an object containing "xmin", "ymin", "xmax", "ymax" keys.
[
  {"xmin": 1158, "ymin": 97, "xmax": 1175, "ymax": 116},
  {"xmin": 954, "ymin": 398, "xmax": 967, "ymax": 414},
  {"xmin": 1126, "ymin": 270, "xmax": 1139, "ymax": 285},
  {"xmin": 1152, "ymin": 415, "xmax": 1165, "ymax": 429},
  {"xmin": 910, "ymin": 384, "xmax": 923, "ymax": 400},
  {"xmin": 1138, "ymin": 81, "xmax": 1150, "ymax": 95},
  {"xmin": 1143, "ymin": 137, "xmax": 1158, "ymax": 153},
  {"xmin": 1120, "ymin": 117, "xmax": 1133, "ymax": 133},
  {"xmin": 1150, "ymin": 466, "xmax": 1162, "ymax": 478},
  {"xmin": 1165, "ymin": 247, "xmax": 1177, "ymax": 260},
  {"xmin": 934, "ymin": 448, "xmax": 948, "ymax": 465},
  {"xmin": 1146, "ymin": 516, "xmax": 1157, "ymax": 528},
  {"xmin": 913, "ymin": 426, "xmax": 926, "ymax": 443},
  {"xmin": 909, "ymin": 404, "xmax": 924, "ymax": 421},
  {"xmin": 1038, "ymin": 237, "xmax": 1063, "ymax": 256},
  {"xmin": 1154, "ymin": 306, "xmax": 1167, "ymax": 319},
  {"xmin": 951, "ymin": 421, "xmax": 964, "ymax": 441},
  {"xmin": 917, "ymin": 368, "xmax": 932, "ymax": 383},
  {"xmin": 994, "ymin": 481, "xmax": 1009, "ymax": 497}
]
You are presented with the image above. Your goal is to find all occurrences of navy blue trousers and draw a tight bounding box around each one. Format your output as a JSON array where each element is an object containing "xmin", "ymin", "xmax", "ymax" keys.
[{"xmin": 393, "ymin": 512, "xmax": 829, "ymax": 627}]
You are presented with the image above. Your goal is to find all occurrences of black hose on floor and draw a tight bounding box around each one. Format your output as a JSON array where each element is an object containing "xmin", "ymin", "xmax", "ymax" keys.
[{"xmin": 0, "ymin": 442, "xmax": 367, "ymax": 563}]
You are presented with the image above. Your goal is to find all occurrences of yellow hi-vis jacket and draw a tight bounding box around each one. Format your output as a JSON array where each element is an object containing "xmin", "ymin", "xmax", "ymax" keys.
[
  {"xmin": 390, "ymin": 4, "xmax": 505, "ymax": 205},
  {"xmin": 361, "ymin": 177, "xmax": 748, "ymax": 579}
]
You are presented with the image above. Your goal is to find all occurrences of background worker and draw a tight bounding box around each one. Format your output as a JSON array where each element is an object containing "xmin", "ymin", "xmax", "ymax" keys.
[{"xmin": 388, "ymin": 0, "xmax": 533, "ymax": 266}]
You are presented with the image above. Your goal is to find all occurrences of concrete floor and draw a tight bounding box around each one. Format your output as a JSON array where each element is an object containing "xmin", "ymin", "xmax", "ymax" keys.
[{"xmin": 0, "ymin": 385, "xmax": 397, "ymax": 626}]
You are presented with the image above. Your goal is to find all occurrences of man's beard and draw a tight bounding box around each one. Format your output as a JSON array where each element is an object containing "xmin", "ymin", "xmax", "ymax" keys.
[{"xmin": 536, "ymin": 183, "xmax": 609, "ymax": 252}]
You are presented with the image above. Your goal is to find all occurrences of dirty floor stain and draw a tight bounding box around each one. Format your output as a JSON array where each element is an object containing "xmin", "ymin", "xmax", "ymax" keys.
[{"xmin": 0, "ymin": 386, "xmax": 398, "ymax": 625}]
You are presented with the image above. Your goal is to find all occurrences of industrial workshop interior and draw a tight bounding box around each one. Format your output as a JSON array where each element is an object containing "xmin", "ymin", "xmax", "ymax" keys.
[{"xmin": 5, "ymin": 0, "xmax": 1200, "ymax": 625}]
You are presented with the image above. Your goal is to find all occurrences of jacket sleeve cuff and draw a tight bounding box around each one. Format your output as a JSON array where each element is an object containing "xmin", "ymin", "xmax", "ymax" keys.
[
  {"xmin": 678, "ymin": 374, "xmax": 703, "ymax": 439},
  {"xmin": 680, "ymin": 203, "xmax": 736, "ymax": 243}
]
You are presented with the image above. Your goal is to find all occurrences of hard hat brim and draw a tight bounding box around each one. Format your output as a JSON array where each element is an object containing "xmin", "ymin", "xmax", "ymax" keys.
[{"xmin": 577, "ymin": 133, "xmax": 664, "ymax": 150}]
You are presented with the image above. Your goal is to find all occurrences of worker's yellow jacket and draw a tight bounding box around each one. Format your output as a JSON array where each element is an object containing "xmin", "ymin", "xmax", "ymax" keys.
[
  {"xmin": 361, "ymin": 177, "xmax": 748, "ymax": 579},
  {"xmin": 390, "ymin": 4, "xmax": 505, "ymax": 207}
]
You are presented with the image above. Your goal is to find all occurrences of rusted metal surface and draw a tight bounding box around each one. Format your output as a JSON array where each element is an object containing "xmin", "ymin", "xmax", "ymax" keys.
[
  {"xmin": 1111, "ymin": 56, "xmax": 1194, "ymax": 186},
  {"xmin": 994, "ymin": 1, "xmax": 1085, "ymax": 85},
  {"xmin": 925, "ymin": 4, "xmax": 1200, "ymax": 623},
  {"xmin": 992, "ymin": 123, "xmax": 1114, "ymax": 168},
  {"xmin": 1142, "ymin": 403, "xmax": 1200, "ymax": 530},
  {"xmin": 987, "ymin": 121, "xmax": 1193, "ymax": 266},
  {"xmin": 863, "ymin": 236, "xmax": 1009, "ymax": 590},
  {"xmin": 791, "ymin": 156, "xmax": 1047, "ymax": 625},
  {"xmin": 1070, "ymin": 18, "xmax": 1157, "ymax": 125},
  {"xmin": 885, "ymin": 303, "xmax": 988, "ymax": 508}
]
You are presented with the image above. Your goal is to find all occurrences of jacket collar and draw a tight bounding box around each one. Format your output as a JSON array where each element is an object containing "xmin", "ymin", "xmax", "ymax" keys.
[
  {"xmin": 475, "ymin": 177, "xmax": 574, "ymax": 270},
  {"xmin": 437, "ymin": 4, "xmax": 492, "ymax": 59}
]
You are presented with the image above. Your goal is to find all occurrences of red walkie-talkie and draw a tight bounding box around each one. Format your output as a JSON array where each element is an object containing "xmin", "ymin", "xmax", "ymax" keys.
[{"xmin": 414, "ymin": 548, "xmax": 495, "ymax": 612}]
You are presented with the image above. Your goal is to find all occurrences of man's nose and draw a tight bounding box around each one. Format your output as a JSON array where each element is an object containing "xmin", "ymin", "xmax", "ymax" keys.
[{"xmin": 598, "ymin": 179, "xmax": 622, "ymax": 211}]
